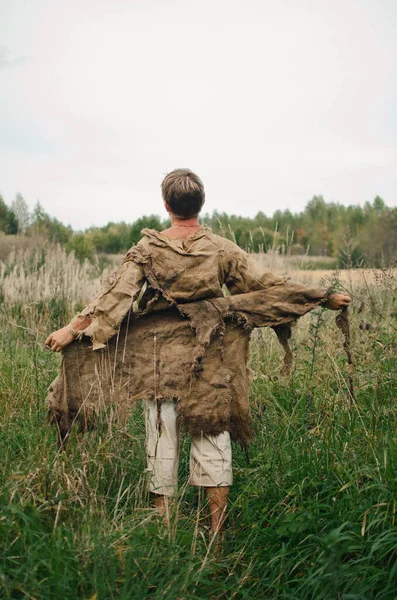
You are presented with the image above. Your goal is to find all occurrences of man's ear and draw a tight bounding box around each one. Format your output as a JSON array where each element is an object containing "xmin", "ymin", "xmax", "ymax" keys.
[{"xmin": 164, "ymin": 201, "xmax": 171, "ymax": 214}]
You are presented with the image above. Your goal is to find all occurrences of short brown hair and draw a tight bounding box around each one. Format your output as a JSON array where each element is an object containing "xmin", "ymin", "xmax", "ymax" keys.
[{"xmin": 161, "ymin": 169, "xmax": 205, "ymax": 219}]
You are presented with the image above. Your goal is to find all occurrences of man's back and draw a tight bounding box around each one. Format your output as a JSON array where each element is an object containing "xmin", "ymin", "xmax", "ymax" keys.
[{"xmin": 136, "ymin": 226, "xmax": 285, "ymax": 304}]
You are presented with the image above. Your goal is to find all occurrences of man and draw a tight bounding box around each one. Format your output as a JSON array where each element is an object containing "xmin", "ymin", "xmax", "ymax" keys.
[{"xmin": 46, "ymin": 169, "xmax": 351, "ymax": 538}]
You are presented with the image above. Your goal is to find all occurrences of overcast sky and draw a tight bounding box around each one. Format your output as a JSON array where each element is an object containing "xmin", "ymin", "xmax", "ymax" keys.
[{"xmin": 1, "ymin": 0, "xmax": 396, "ymax": 230}]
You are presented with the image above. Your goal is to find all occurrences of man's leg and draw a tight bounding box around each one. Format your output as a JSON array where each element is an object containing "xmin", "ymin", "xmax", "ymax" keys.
[
  {"xmin": 189, "ymin": 431, "xmax": 233, "ymax": 536},
  {"xmin": 144, "ymin": 400, "xmax": 180, "ymax": 520},
  {"xmin": 206, "ymin": 485, "xmax": 229, "ymax": 535}
]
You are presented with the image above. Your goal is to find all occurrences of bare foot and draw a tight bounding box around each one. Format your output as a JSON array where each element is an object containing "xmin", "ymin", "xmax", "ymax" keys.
[{"xmin": 210, "ymin": 529, "xmax": 225, "ymax": 555}]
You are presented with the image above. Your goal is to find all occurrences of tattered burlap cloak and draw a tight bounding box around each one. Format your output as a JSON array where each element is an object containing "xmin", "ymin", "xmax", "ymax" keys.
[{"xmin": 46, "ymin": 228, "xmax": 330, "ymax": 449}]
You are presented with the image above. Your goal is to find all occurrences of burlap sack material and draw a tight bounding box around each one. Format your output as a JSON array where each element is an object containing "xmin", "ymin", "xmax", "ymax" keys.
[
  {"xmin": 46, "ymin": 287, "xmax": 330, "ymax": 450},
  {"xmin": 46, "ymin": 228, "xmax": 331, "ymax": 450}
]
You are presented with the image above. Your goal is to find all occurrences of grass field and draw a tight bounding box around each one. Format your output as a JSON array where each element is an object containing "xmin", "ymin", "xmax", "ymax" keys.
[{"xmin": 1, "ymin": 245, "xmax": 397, "ymax": 599}]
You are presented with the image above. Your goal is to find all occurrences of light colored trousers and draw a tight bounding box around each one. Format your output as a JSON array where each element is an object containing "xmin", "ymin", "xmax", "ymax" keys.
[{"xmin": 145, "ymin": 400, "xmax": 233, "ymax": 497}]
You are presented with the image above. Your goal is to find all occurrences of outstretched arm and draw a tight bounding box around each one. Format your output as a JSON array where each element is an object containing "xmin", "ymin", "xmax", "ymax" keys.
[
  {"xmin": 221, "ymin": 238, "xmax": 351, "ymax": 309},
  {"xmin": 45, "ymin": 256, "xmax": 145, "ymax": 352}
]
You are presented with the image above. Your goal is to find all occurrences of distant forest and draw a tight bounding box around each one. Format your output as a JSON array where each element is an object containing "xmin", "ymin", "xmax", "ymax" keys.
[{"xmin": 1, "ymin": 193, "xmax": 397, "ymax": 267}]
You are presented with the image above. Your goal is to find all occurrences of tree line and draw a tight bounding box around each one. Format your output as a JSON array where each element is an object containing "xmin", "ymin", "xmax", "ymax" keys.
[{"xmin": 1, "ymin": 192, "xmax": 396, "ymax": 267}]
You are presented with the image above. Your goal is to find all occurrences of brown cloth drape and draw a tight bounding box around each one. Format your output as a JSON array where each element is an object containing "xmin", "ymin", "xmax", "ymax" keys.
[{"xmin": 46, "ymin": 283, "xmax": 329, "ymax": 449}]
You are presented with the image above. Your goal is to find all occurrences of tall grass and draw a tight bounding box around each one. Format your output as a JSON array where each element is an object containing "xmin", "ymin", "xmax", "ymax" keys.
[{"xmin": 1, "ymin": 245, "xmax": 397, "ymax": 599}]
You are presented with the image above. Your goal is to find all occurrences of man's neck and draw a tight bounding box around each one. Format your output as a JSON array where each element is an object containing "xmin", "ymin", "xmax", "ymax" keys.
[{"xmin": 170, "ymin": 216, "xmax": 200, "ymax": 228}]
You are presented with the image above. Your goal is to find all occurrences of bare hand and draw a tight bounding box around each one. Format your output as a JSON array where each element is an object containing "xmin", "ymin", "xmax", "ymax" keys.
[
  {"xmin": 45, "ymin": 327, "xmax": 75, "ymax": 352},
  {"xmin": 324, "ymin": 293, "xmax": 352, "ymax": 311}
]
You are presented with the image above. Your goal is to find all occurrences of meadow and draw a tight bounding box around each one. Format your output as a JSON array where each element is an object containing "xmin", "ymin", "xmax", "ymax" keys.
[{"xmin": 1, "ymin": 242, "xmax": 397, "ymax": 599}]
